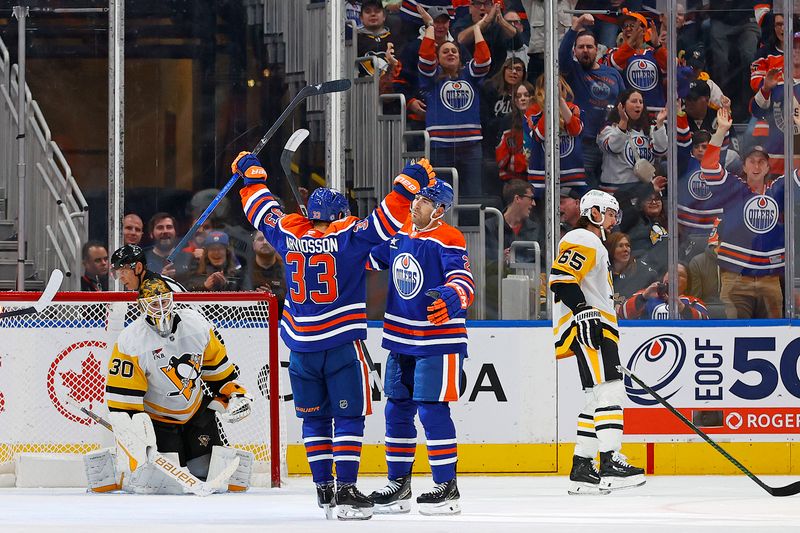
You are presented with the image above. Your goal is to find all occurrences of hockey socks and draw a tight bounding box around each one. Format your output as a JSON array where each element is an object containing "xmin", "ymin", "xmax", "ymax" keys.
[
  {"xmin": 302, "ymin": 418, "xmax": 334, "ymax": 484},
  {"xmin": 419, "ymin": 401, "xmax": 457, "ymax": 484},
  {"xmin": 332, "ymin": 416, "xmax": 365, "ymax": 484},
  {"xmin": 384, "ymin": 398, "xmax": 418, "ymax": 479}
]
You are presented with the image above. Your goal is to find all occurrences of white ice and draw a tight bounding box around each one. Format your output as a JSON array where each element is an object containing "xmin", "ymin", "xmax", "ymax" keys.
[{"xmin": 1, "ymin": 476, "xmax": 798, "ymax": 533}]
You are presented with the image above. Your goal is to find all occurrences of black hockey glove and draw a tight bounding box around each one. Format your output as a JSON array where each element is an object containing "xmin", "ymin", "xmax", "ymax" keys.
[{"xmin": 574, "ymin": 303, "xmax": 602, "ymax": 351}]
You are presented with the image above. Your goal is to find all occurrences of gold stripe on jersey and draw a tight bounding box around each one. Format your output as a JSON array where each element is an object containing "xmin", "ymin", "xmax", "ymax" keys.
[
  {"xmin": 106, "ymin": 345, "xmax": 147, "ymax": 412},
  {"xmin": 549, "ymin": 240, "xmax": 597, "ymax": 285},
  {"xmin": 584, "ymin": 345, "xmax": 602, "ymax": 382},
  {"xmin": 145, "ymin": 394, "xmax": 202, "ymax": 425},
  {"xmin": 200, "ymin": 328, "xmax": 237, "ymax": 383}
]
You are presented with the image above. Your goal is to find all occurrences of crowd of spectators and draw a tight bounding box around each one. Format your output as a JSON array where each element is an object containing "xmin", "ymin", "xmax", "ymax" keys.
[{"xmin": 77, "ymin": 0, "xmax": 798, "ymax": 321}]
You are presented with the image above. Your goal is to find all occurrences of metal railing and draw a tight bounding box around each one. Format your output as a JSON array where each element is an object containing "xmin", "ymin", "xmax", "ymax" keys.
[{"xmin": 0, "ymin": 37, "xmax": 87, "ymax": 289}]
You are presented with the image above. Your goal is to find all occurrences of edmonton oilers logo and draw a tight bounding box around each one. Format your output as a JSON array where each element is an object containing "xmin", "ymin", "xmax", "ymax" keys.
[
  {"xmin": 625, "ymin": 334, "xmax": 686, "ymax": 406},
  {"xmin": 743, "ymin": 195, "xmax": 778, "ymax": 234},
  {"xmin": 687, "ymin": 171, "xmax": 712, "ymax": 201},
  {"xmin": 392, "ymin": 253, "xmax": 424, "ymax": 300},
  {"xmin": 624, "ymin": 135, "xmax": 649, "ymax": 166},
  {"xmin": 589, "ymin": 80, "xmax": 611, "ymax": 100},
  {"xmin": 559, "ymin": 134, "xmax": 574, "ymax": 157},
  {"xmin": 626, "ymin": 59, "xmax": 658, "ymax": 91},
  {"xmin": 440, "ymin": 80, "xmax": 474, "ymax": 112}
]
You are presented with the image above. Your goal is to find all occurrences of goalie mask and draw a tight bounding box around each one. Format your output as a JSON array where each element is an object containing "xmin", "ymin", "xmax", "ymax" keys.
[{"xmin": 138, "ymin": 277, "xmax": 175, "ymax": 337}]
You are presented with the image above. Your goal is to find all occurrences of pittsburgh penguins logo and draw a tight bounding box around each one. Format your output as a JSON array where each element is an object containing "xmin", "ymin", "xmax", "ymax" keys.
[
  {"xmin": 161, "ymin": 352, "xmax": 202, "ymax": 400},
  {"xmin": 198, "ymin": 435, "xmax": 211, "ymax": 447}
]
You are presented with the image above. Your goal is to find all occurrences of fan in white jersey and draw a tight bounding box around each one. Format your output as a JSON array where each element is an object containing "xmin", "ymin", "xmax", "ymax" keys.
[
  {"xmin": 83, "ymin": 277, "xmax": 253, "ymax": 494},
  {"xmin": 548, "ymin": 190, "xmax": 645, "ymax": 494}
]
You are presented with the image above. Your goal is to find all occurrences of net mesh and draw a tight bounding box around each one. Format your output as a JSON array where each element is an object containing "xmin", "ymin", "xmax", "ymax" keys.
[{"xmin": 0, "ymin": 292, "xmax": 285, "ymax": 487}]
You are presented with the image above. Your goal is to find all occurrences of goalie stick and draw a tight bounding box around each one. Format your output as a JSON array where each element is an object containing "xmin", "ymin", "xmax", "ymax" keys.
[
  {"xmin": 279, "ymin": 128, "xmax": 311, "ymax": 217},
  {"xmin": 0, "ymin": 269, "xmax": 63, "ymax": 319},
  {"xmin": 618, "ymin": 365, "xmax": 800, "ymax": 497},
  {"xmin": 168, "ymin": 79, "xmax": 352, "ymax": 263},
  {"xmin": 74, "ymin": 402, "xmax": 239, "ymax": 497}
]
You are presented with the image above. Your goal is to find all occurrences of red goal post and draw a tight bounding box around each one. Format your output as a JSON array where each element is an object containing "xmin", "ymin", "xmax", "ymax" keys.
[{"xmin": 0, "ymin": 290, "xmax": 285, "ymax": 488}]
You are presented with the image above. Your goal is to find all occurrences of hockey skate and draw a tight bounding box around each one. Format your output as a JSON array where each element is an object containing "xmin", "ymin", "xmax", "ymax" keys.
[
  {"xmin": 335, "ymin": 483, "xmax": 374, "ymax": 520},
  {"xmin": 417, "ymin": 477, "xmax": 460, "ymax": 515},
  {"xmin": 599, "ymin": 451, "xmax": 646, "ymax": 491},
  {"xmin": 316, "ymin": 482, "xmax": 336, "ymax": 520},
  {"xmin": 568, "ymin": 455, "xmax": 611, "ymax": 495},
  {"xmin": 369, "ymin": 474, "xmax": 412, "ymax": 514}
]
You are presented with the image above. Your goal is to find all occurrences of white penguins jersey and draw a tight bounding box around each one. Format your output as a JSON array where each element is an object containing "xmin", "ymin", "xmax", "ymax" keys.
[
  {"xmin": 549, "ymin": 228, "xmax": 619, "ymax": 359},
  {"xmin": 106, "ymin": 308, "xmax": 242, "ymax": 424}
]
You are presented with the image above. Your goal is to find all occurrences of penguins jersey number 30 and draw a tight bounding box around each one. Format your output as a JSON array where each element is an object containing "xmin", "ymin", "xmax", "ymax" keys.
[{"xmin": 106, "ymin": 308, "xmax": 239, "ymax": 424}]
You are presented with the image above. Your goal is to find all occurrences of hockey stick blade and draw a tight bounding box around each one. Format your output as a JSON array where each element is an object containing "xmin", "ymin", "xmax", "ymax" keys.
[
  {"xmin": 280, "ymin": 129, "xmax": 310, "ymax": 217},
  {"xmin": 0, "ymin": 269, "xmax": 64, "ymax": 319},
  {"xmin": 169, "ymin": 80, "xmax": 351, "ymax": 262},
  {"xmin": 618, "ymin": 365, "xmax": 800, "ymax": 497}
]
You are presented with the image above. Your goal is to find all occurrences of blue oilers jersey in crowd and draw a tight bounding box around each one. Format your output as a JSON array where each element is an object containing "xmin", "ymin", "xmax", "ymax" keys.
[
  {"xmin": 700, "ymin": 145, "xmax": 800, "ymax": 276},
  {"xmin": 604, "ymin": 46, "xmax": 667, "ymax": 113},
  {"xmin": 676, "ymin": 114, "xmax": 723, "ymax": 232},
  {"xmin": 751, "ymin": 80, "xmax": 800, "ymax": 173},
  {"xmin": 369, "ymin": 219, "xmax": 475, "ymax": 357},
  {"xmin": 558, "ymin": 28, "xmax": 625, "ymax": 138},
  {"xmin": 241, "ymin": 184, "xmax": 410, "ymax": 352}
]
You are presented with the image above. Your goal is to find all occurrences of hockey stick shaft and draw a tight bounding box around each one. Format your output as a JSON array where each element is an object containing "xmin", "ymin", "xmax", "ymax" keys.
[
  {"xmin": 619, "ymin": 365, "xmax": 800, "ymax": 497},
  {"xmin": 168, "ymin": 79, "xmax": 351, "ymax": 262},
  {"xmin": 280, "ymin": 128, "xmax": 310, "ymax": 216},
  {"xmin": 0, "ymin": 269, "xmax": 64, "ymax": 319}
]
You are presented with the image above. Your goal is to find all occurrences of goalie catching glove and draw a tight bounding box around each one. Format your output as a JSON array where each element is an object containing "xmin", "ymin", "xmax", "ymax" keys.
[
  {"xmin": 393, "ymin": 158, "xmax": 436, "ymax": 199},
  {"xmin": 231, "ymin": 151, "xmax": 268, "ymax": 185},
  {"xmin": 426, "ymin": 284, "xmax": 468, "ymax": 325},
  {"xmin": 208, "ymin": 381, "xmax": 253, "ymax": 423},
  {"xmin": 574, "ymin": 303, "xmax": 603, "ymax": 351}
]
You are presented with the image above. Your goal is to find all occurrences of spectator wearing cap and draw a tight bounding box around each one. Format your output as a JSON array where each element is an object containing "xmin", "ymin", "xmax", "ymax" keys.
[
  {"xmin": 704, "ymin": 0, "xmax": 766, "ymax": 120},
  {"xmin": 397, "ymin": 0, "xmax": 454, "ymax": 44},
  {"xmin": 357, "ymin": 0, "xmax": 400, "ymax": 95},
  {"xmin": 181, "ymin": 230, "xmax": 244, "ymax": 292},
  {"xmin": 418, "ymin": 16, "xmax": 490, "ymax": 197},
  {"xmin": 393, "ymin": 5, "xmax": 454, "ymax": 145},
  {"xmin": 700, "ymin": 106, "xmax": 799, "ymax": 319},
  {"xmin": 677, "ymin": 43, "xmax": 726, "ymax": 111},
  {"xmin": 189, "ymin": 188, "xmax": 254, "ymax": 272},
  {"xmin": 751, "ymin": 31, "xmax": 800, "ymax": 175},
  {"xmin": 483, "ymin": 179, "xmax": 544, "ymax": 318},
  {"xmin": 602, "ymin": 9, "xmax": 668, "ymax": 115},
  {"xmin": 687, "ymin": 218, "xmax": 726, "ymax": 318},
  {"xmin": 521, "ymin": 0, "xmax": 577, "ymax": 83},
  {"xmin": 81, "ymin": 241, "xmax": 109, "ymax": 292},
  {"xmin": 495, "ymin": 80, "xmax": 535, "ymax": 182},
  {"xmin": 559, "ymin": 186, "xmax": 581, "ymax": 237},
  {"xmin": 525, "ymin": 74, "xmax": 587, "ymax": 196},
  {"xmin": 559, "ymin": 14, "xmax": 624, "ymax": 189},
  {"xmin": 605, "ymin": 231, "xmax": 658, "ymax": 309},
  {"xmin": 452, "ymin": 0, "xmax": 519, "ymax": 77},
  {"xmin": 122, "ymin": 213, "xmax": 144, "ymax": 246},
  {"xmin": 248, "ymin": 231, "xmax": 287, "ymax": 315}
]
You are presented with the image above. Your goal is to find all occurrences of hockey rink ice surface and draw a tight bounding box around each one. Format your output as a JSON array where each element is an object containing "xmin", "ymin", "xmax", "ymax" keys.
[{"xmin": 1, "ymin": 476, "xmax": 799, "ymax": 532}]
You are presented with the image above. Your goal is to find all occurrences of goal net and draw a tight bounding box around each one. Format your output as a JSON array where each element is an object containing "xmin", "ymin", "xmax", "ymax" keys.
[{"xmin": 0, "ymin": 291, "xmax": 285, "ymax": 488}]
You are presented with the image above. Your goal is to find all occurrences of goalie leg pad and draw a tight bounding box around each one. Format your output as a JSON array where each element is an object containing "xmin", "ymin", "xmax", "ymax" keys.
[
  {"xmin": 207, "ymin": 446, "xmax": 254, "ymax": 492},
  {"xmin": 108, "ymin": 411, "xmax": 157, "ymax": 471},
  {"xmin": 124, "ymin": 452, "xmax": 186, "ymax": 495},
  {"xmin": 84, "ymin": 448, "xmax": 121, "ymax": 493}
]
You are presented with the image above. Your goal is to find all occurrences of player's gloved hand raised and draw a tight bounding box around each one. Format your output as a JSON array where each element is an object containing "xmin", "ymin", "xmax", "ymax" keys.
[
  {"xmin": 393, "ymin": 158, "xmax": 436, "ymax": 198},
  {"xmin": 426, "ymin": 284, "xmax": 467, "ymax": 325},
  {"xmin": 574, "ymin": 303, "xmax": 603, "ymax": 351},
  {"xmin": 209, "ymin": 392, "xmax": 254, "ymax": 424},
  {"xmin": 231, "ymin": 151, "xmax": 268, "ymax": 185}
]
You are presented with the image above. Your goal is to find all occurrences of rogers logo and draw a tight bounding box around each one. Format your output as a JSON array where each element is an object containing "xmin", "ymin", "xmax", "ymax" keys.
[
  {"xmin": 625, "ymin": 334, "xmax": 686, "ymax": 406},
  {"xmin": 726, "ymin": 412, "xmax": 743, "ymax": 430}
]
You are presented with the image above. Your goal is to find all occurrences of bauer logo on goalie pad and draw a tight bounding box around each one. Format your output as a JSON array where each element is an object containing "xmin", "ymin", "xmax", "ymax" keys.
[
  {"xmin": 392, "ymin": 253, "xmax": 423, "ymax": 300},
  {"xmin": 161, "ymin": 352, "xmax": 202, "ymax": 400},
  {"xmin": 154, "ymin": 456, "xmax": 197, "ymax": 487}
]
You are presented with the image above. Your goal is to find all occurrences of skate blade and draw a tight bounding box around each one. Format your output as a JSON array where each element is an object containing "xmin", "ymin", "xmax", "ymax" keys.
[
  {"xmin": 599, "ymin": 474, "xmax": 646, "ymax": 491},
  {"xmin": 336, "ymin": 505, "xmax": 374, "ymax": 520},
  {"xmin": 322, "ymin": 504, "xmax": 334, "ymax": 520},
  {"xmin": 418, "ymin": 500, "xmax": 461, "ymax": 516},
  {"xmin": 373, "ymin": 499, "xmax": 411, "ymax": 514},
  {"xmin": 567, "ymin": 481, "xmax": 611, "ymax": 495}
]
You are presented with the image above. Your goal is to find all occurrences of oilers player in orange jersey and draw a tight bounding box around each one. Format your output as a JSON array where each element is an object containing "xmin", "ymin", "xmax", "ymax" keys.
[
  {"xmin": 367, "ymin": 179, "xmax": 474, "ymax": 516},
  {"xmin": 234, "ymin": 151, "xmax": 434, "ymax": 520}
]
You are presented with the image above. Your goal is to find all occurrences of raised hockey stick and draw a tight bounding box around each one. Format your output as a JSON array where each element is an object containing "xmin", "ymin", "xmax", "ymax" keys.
[
  {"xmin": 358, "ymin": 340, "xmax": 384, "ymax": 395},
  {"xmin": 618, "ymin": 365, "xmax": 800, "ymax": 497},
  {"xmin": 280, "ymin": 128, "xmax": 310, "ymax": 216},
  {"xmin": 75, "ymin": 402, "xmax": 238, "ymax": 497},
  {"xmin": 0, "ymin": 269, "xmax": 63, "ymax": 319},
  {"xmin": 168, "ymin": 79, "xmax": 352, "ymax": 263}
]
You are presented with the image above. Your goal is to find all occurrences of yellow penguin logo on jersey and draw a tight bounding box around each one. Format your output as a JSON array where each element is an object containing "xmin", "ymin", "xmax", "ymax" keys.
[{"xmin": 160, "ymin": 352, "xmax": 202, "ymax": 400}]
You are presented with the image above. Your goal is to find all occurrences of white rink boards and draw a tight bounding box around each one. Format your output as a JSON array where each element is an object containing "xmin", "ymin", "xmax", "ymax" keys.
[{"xmin": 0, "ymin": 476, "xmax": 798, "ymax": 532}]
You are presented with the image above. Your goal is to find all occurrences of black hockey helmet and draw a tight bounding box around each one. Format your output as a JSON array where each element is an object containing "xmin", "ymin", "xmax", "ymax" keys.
[{"xmin": 110, "ymin": 244, "xmax": 146, "ymax": 271}]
